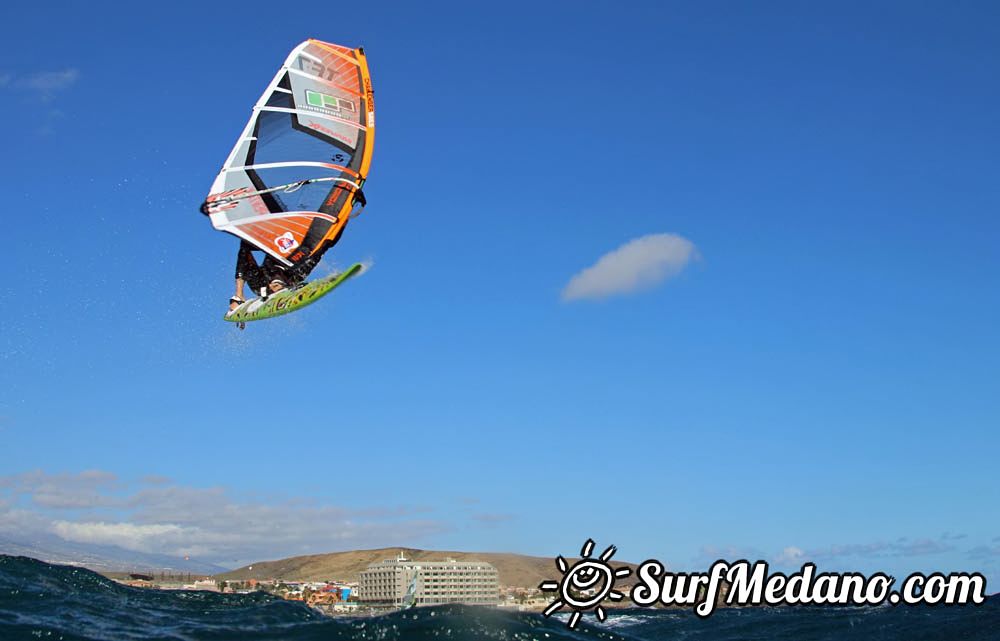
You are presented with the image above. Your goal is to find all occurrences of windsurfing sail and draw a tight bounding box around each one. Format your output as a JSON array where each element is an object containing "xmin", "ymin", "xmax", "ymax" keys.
[
  {"xmin": 201, "ymin": 40, "xmax": 375, "ymax": 267},
  {"xmin": 401, "ymin": 572, "xmax": 418, "ymax": 609}
]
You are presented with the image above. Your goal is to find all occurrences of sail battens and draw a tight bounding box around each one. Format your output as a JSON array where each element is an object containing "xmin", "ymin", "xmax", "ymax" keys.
[{"xmin": 201, "ymin": 40, "xmax": 375, "ymax": 267}]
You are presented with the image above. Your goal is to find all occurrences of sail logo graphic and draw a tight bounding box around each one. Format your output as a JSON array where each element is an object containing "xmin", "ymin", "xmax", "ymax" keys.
[
  {"xmin": 304, "ymin": 90, "xmax": 356, "ymax": 114},
  {"xmin": 202, "ymin": 188, "xmax": 250, "ymax": 214},
  {"xmin": 274, "ymin": 232, "xmax": 299, "ymax": 254},
  {"xmin": 539, "ymin": 539, "xmax": 631, "ymax": 630}
]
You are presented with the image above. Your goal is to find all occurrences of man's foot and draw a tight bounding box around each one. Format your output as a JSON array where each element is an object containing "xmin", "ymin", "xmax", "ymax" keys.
[
  {"xmin": 229, "ymin": 296, "xmax": 244, "ymax": 313},
  {"xmin": 268, "ymin": 279, "xmax": 287, "ymax": 293}
]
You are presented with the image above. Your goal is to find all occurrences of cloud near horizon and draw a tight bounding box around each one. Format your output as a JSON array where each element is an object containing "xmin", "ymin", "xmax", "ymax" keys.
[
  {"xmin": 806, "ymin": 537, "xmax": 956, "ymax": 560},
  {"xmin": 470, "ymin": 513, "xmax": 515, "ymax": 528},
  {"xmin": 700, "ymin": 535, "xmax": 968, "ymax": 569},
  {"xmin": 0, "ymin": 470, "xmax": 452, "ymax": 564},
  {"xmin": 775, "ymin": 546, "xmax": 806, "ymax": 565},
  {"xmin": 561, "ymin": 233, "xmax": 698, "ymax": 302}
]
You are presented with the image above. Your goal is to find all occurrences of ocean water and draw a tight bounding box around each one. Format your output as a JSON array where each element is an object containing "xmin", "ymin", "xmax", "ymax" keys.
[{"xmin": 1, "ymin": 556, "xmax": 997, "ymax": 640}]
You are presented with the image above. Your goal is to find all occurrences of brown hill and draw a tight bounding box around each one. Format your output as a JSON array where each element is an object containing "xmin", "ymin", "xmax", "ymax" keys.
[{"xmin": 216, "ymin": 547, "xmax": 640, "ymax": 588}]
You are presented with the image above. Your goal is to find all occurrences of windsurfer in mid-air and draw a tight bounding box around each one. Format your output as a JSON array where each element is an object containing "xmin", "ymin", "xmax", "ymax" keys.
[
  {"xmin": 228, "ymin": 230, "xmax": 344, "ymax": 312},
  {"xmin": 202, "ymin": 39, "xmax": 374, "ymax": 326}
]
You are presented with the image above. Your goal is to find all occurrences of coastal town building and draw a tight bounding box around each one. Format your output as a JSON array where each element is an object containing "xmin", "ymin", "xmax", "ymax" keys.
[
  {"xmin": 185, "ymin": 579, "xmax": 220, "ymax": 591},
  {"xmin": 358, "ymin": 553, "xmax": 499, "ymax": 608}
]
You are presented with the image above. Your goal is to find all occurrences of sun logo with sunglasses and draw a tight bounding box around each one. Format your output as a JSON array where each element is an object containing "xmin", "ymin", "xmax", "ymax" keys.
[{"xmin": 538, "ymin": 539, "xmax": 632, "ymax": 629}]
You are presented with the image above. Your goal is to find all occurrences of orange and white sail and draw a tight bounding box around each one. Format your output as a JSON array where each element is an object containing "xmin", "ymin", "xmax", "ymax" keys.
[{"xmin": 201, "ymin": 40, "xmax": 375, "ymax": 266}]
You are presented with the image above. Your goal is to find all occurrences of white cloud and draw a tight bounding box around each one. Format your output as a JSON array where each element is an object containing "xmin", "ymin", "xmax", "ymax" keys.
[
  {"xmin": 51, "ymin": 521, "xmax": 189, "ymax": 553},
  {"xmin": 775, "ymin": 546, "xmax": 805, "ymax": 565},
  {"xmin": 695, "ymin": 544, "xmax": 766, "ymax": 562},
  {"xmin": 17, "ymin": 69, "xmax": 79, "ymax": 92},
  {"xmin": 0, "ymin": 68, "xmax": 79, "ymax": 99},
  {"xmin": 0, "ymin": 470, "xmax": 451, "ymax": 564},
  {"xmin": 1, "ymin": 69, "xmax": 79, "ymax": 133},
  {"xmin": 968, "ymin": 544, "xmax": 1000, "ymax": 560},
  {"xmin": 0, "ymin": 507, "xmax": 51, "ymax": 535},
  {"xmin": 811, "ymin": 538, "xmax": 954, "ymax": 559},
  {"xmin": 471, "ymin": 513, "xmax": 515, "ymax": 526},
  {"xmin": 10, "ymin": 469, "xmax": 119, "ymax": 509},
  {"xmin": 561, "ymin": 233, "xmax": 698, "ymax": 302}
]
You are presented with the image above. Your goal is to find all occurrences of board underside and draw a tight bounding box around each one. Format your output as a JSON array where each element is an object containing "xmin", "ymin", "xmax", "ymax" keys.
[{"xmin": 224, "ymin": 263, "xmax": 363, "ymax": 323}]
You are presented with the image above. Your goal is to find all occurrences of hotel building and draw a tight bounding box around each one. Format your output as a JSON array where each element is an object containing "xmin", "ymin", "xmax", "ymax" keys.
[{"xmin": 358, "ymin": 553, "xmax": 499, "ymax": 608}]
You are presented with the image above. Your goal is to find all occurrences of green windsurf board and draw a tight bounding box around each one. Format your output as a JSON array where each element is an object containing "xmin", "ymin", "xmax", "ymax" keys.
[{"xmin": 224, "ymin": 263, "xmax": 363, "ymax": 324}]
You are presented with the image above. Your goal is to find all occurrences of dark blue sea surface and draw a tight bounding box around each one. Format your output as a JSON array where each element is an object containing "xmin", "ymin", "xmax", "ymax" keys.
[{"xmin": 1, "ymin": 555, "xmax": 997, "ymax": 640}]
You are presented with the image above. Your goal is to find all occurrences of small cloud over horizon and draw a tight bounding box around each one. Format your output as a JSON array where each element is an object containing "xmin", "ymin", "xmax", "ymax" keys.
[
  {"xmin": 809, "ymin": 538, "xmax": 955, "ymax": 559},
  {"xmin": 695, "ymin": 544, "xmax": 766, "ymax": 563},
  {"xmin": 775, "ymin": 546, "xmax": 806, "ymax": 565},
  {"xmin": 700, "ymin": 534, "xmax": 975, "ymax": 569},
  {"xmin": 561, "ymin": 233, "xmax": 698, "ymax": 302},
  {"xmin": 471, "ymin": 513, "xmax": 515, "ymax": 527},
  {"xmin": 967, "ymin": 544, "xmax": 1000, "ymax": 560}
]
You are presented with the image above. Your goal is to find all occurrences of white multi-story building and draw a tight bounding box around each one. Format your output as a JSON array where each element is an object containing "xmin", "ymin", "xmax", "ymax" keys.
[{"xmin": 358, "ymin": 553, "xmax": 499, "ymax": 608}]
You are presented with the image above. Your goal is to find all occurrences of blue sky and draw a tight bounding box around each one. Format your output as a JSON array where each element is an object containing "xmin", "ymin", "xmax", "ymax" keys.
[{"xmin": 1, "ymin": 0, "xmax": 998, "ymax": 585}]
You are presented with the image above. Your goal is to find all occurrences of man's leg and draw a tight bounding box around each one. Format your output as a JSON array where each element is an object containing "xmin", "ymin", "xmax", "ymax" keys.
[{"xmin": 233, "ymin": 242, "xmax": 269, "ymax": 307}]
